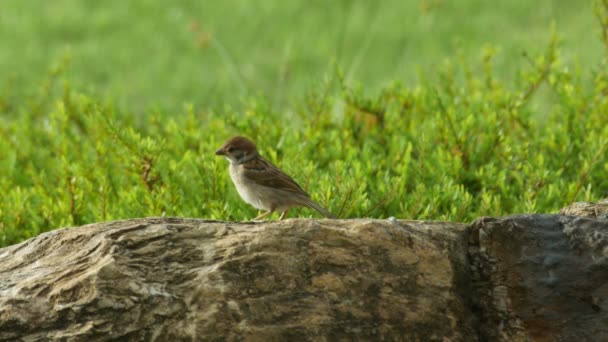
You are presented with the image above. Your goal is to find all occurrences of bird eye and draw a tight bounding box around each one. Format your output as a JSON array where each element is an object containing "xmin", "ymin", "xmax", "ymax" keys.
[{"xmin": 226, "ymin": 147, "xmax": 233, "ymax": 153}]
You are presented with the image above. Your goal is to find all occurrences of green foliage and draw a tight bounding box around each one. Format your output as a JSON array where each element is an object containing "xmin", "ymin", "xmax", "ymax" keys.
[
  {"xmin": 2, "ymin": 30, "xmax": 608, "ymax": 247},
  {"xmin": 0, "ymin": 0, "xmax": 601, "ymax": 112}
]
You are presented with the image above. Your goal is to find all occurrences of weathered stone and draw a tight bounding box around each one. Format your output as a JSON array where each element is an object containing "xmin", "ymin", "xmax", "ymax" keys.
[
  {"xmin": 470, "ymin": 214, "xmax": 608, "ymax": 341},
  {"xmin": 3, "ymin": 213, "xmax": 607, "ymax": 341},
  {"xmin": 559, "ymin": 198, "xmax": 608, "ymax": 218},
  {"xmin": 0, "ymin": 218, "xmax": 475, "ymax": 341}
]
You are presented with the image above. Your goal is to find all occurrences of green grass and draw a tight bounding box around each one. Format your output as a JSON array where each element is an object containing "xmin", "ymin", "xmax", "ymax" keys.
[
  {"xmin": 1, "ymin": 1, "xmax": 608, "ymax": 247},
  {"xmin": 0, "ymin": 0, "xmax": 603, "ymax": 111}
]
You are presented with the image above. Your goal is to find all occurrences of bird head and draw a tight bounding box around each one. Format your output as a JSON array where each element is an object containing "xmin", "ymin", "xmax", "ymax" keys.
[{"xmin": 215, "ymin": 136, "xmax": 259, "ymax": 164}]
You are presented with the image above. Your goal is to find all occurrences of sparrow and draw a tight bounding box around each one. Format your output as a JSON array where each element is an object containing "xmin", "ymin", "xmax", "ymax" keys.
[{"xmin": 215, "ymin": 136, "xmax": 336, "ymax": 220}]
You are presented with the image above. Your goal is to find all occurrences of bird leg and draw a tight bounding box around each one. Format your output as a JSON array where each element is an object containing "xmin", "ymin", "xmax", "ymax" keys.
[
  {"xmin": 254, "ymin": 211, "xmax": 273, "ymax": 221},
  {"xmin": 279, "ymin": 209, "xmax": 289, "ymax": 221}
]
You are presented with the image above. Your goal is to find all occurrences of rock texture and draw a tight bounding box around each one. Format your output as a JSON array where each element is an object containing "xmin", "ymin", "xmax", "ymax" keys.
[
  {"xmin": 559, "ymin": 198, "xmax": 608, "ymax": 218},
  {"xmin": 1, "ymin": 213, "xmax": 607, "ymax": 341},
  {"xmin": 470, "ymin": 214, "xmax": 608, "ymax": 341},
  {"xmin": 0, "ymin": 218, "xmax": 475, "ymax": 341}
]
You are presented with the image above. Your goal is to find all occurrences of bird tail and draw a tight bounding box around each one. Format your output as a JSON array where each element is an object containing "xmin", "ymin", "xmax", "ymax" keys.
[{"xmin": 305, "ymin": 200, "xmax": 336, "ymax": 219}]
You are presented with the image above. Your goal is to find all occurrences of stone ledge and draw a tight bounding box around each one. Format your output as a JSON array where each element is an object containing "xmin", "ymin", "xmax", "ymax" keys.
[{"xmin": 0, "ymin": 214, "xmax": 606, "ymax": 341}]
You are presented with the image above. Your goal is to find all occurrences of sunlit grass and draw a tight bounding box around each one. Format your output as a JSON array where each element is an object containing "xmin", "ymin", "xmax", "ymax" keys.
[
  {"xmin": 0, "ymin": 0, "xmax": 602, "ymax": 111},
  {"xmin": 1, "ymin": 1, "xmax": 607, "ymax": 247}
]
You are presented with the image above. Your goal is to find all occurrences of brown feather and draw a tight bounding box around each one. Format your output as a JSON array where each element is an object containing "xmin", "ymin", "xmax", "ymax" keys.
[
  {"xmin": 216, "ymin": 136, "xmax": 335, "ymax": 219},
  {"xmin": 241, "ymin": 157, "xmax": 310, "ymax": 196}
]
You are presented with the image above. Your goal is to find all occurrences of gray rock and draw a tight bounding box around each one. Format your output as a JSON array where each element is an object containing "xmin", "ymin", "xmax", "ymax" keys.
[
  {"xmin": 0, "ymin": 218, "xmax": 475, "ymax": 341},
  {"xmin": 470, "ymin": 214, "xmax": 608, "ymax": 341},
  {"xmin": 1, "ymin": 213, "xmax": 607, "ymax": 341},
  {"xmin": 559, "ymin": 198, "xmax": 608, "ymax": 218}
]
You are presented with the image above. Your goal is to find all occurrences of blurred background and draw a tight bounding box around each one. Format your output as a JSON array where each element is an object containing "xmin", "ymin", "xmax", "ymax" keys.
[
  {"xmin": 0, "ymin": 0, "xmax": 600, "ymax": 112},
  {"xmin": 2, "ymin": 0, "xmax": 607, "ymax": 247}
]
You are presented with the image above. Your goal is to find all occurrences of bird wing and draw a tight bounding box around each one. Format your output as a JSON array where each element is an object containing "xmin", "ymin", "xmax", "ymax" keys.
[{"xmin": 240, "ymin": 157, "xmax": 310, "ymax": 196}]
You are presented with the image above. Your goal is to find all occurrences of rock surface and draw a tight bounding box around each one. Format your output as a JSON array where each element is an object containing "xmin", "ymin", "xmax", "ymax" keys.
[
  {"xmin": 559, "ymin": 198, "xmax": 608, "ymax": 218},
  {"xmin": 0, "ymin": 214, "xmax": 607, "ymax": 341},
  {"xmin": 470, "ymin": 214, "xmax": 608, "ymax": 341},
  {"xmin": 0, "ymin": 218, "xmax": 475, "ymax": 341}
]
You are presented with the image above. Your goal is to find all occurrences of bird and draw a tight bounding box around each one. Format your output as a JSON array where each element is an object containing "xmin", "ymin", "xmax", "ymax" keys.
[{"xmin": 215, "ymin": 136, "xmax": 336, "ymax": 220}]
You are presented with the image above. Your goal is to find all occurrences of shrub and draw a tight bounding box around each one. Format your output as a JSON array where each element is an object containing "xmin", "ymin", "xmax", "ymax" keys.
[{"xmin": 1, "ymin": 32, "xmax": 607, "ymax": 247}]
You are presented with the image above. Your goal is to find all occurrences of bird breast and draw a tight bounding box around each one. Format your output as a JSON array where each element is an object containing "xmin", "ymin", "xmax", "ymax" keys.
[{"xmin": 229, "ymin": 163, "xmax": 272, "ymax": 211}]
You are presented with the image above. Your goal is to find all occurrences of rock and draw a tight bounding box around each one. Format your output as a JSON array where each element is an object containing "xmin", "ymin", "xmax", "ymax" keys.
[
  {"xmin": 0, "ymin": 218, "xmax": 476, "ymax": 341},
  {"xmin": 470, "ymin": 214, "xmax": 608, "ymax": 341},
  {"xmin": 559, "ymin": 198, "xmax": 608, "ymax": 218},
  {"xmin": 1, "ymin": 214, "xmax": 607, "ymax": 341}
]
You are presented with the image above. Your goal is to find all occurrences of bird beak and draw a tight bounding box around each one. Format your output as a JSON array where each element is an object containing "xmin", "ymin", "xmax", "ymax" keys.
[{"xmin": 215, "ymin": 148, "xmax": 225, "ymax": 156}]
